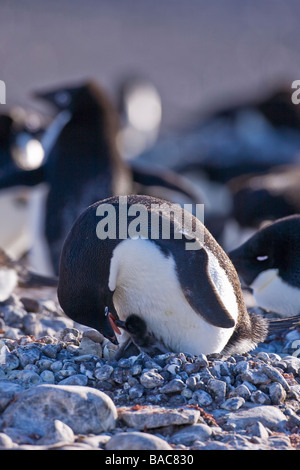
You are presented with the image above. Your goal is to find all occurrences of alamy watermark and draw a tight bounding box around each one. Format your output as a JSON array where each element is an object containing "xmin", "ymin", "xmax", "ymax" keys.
[
  {"xmin": 95, "ymin": 196, "xmax": 205, "ymax": 250},
  {"xmin": 0, "ymin": 80, "xmax": 6, "ymax": 104},
  {"xmin": 291, "ymin": 80, "xmax": 300, "ymax": 105}
]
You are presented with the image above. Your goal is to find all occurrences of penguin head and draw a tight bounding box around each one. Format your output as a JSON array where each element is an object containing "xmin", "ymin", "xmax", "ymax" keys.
[
  {"xmin": 115, "ymin": 314, "xmax": 147, "ymax": 338},
  {"xmin": 33, "ymin": 80, "xmax": 119, "ymax": 129},
  {"xmin": 229, "ymin": 215, "xmax": 300, "ymax": 286}
]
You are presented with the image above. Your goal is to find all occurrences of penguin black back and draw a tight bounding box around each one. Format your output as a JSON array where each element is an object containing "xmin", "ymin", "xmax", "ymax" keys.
[{"xmin": 58, "ymin": 194, "xmax": 268, "ymax": 355}]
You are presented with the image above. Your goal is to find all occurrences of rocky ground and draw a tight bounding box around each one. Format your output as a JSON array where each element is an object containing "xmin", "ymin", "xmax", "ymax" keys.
[{"xmin": 0, "ymin": 286, "xmax": 300, "ymax": 451}]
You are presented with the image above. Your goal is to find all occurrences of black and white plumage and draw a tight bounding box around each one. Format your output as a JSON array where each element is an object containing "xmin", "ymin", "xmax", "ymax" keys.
[
  {"xmin": 57, "ymin": 195, "xmax": 268, "ymax": 356},
  {"xmin": 229, "ymin": 214, "xmax": 300, "ymax": 317}
]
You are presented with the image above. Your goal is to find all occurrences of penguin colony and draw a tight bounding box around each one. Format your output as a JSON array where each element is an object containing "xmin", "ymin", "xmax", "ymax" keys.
[{"xmin": 1, "ymin": 80, "xmax": 300, "ymax": 358}]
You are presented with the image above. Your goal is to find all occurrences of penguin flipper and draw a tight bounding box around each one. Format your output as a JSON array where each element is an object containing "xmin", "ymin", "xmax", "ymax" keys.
[{"xmin": 177, "ymin": 247, "xmax": 236, "ymax": 329}]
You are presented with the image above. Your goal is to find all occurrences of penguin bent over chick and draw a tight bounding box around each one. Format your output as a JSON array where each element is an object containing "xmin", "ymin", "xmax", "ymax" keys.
[{"xmin": 57, "ymin": 195, "xmax": 268, "ymax": 356}]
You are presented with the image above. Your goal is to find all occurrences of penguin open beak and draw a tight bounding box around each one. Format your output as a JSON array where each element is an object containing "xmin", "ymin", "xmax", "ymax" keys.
[
  {"xmin": 114, "ymin": 318, "xmax": 127, "ymax": 330},
  {"xmin": 108, "ymin": 312, "xmax": 122, "ymax": 336}
]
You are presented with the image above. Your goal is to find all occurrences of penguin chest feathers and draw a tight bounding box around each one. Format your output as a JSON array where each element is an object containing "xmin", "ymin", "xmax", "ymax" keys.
[{"xmin": 108, "ymin": 238, "xmax": 239, "ymax": 355}]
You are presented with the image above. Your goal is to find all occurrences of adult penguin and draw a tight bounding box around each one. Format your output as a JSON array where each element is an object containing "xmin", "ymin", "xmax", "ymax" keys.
[{"xmin": 57, "ymin": 194, "xmax": 268, "ymax": 356}]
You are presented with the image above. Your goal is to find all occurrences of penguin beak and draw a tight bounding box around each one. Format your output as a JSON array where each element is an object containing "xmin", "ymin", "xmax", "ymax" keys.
[
  {"xmin": 108, "ymin": 312, "xmax": 122, "ymax": 335},
  {"xmin": 114, "ymin": 318, "xmax": 127, "ymax": 330}
]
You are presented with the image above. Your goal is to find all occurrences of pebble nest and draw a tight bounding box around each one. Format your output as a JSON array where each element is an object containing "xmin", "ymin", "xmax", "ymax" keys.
[{"xmin": 0, "ymin": 288, "xmax": 300, "ymax": 450}]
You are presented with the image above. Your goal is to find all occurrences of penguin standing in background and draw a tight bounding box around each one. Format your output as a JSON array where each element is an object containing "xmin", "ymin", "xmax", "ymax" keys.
[
  {"xmin": 0, "ymin": 81, "xmax": 202, "ymax": 274},
  {"xmin": 57, "ymin": 194, "xmax": 268, "ymax": 356},
  {"xmin": 229, "ymin": 214, "xmax": 300, "ymax": 317}
]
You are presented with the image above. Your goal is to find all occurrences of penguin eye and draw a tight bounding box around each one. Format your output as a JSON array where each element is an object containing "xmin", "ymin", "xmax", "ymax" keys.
[{"xmin": 256, "ymin": 255, "xmax": 269, "ymax": 262}]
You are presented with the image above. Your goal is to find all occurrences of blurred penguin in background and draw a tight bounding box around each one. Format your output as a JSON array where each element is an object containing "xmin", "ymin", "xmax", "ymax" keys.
[{"xmin": 0, "ymin": 80, "xmax": 202, "ymax": 274}]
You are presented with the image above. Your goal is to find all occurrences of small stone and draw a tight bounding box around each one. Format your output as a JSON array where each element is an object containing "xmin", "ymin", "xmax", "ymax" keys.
[
  {"xmin": 221, "ymin": 397, "xmax": 245, "ymax": 411},
  {"xmin": 17, "ymin": 370, "xmax": 42, "ymax": 386},
  {"xmin": 251, "ymin": 390, "xmax": 271, "ymax": 405},
  {"xmin": 77, "ymin": 337, "xmax": 102, "ymax": 357},
  {"xmin": 268, "ymin": 382, "xmax": 286, "ymax": 405},
  {"xmin": 0, "ymin": 352, "xmax": 19, "ymax": 372},
  {"xmin": 160, "ymin": 378, "xmax": 186, "ymax": 393},
  {"xmin": 139, "ymin": 370, "xmax": 165, "ymax": 388},
  {"xmin": 40, "ymin": 370, "xmax": 55, "ymax": 384},
  {"xmin": 255, "ymin": 352, "xmax": 270, "ymax": 363},
  {"xmin": 261, "ymin": 364, "xmax": 290, "ymax": 391},
  {"xmin": 83, "ymin": 328, "xmax": 104, "ymax": 343},
  {"xmin": 207, "ymin": 378, "xmax": 226, "ymax": 403},
  {"xmin": 229, "ymin": 384, "xmax": 251, "ymax": 401},
  {"xmin": 128, "ymin": 384, "xmax": 144, "ymax": 399},
  {"xmin": 42, "ymin": 344, "xmax": 60, "ymax": 359},
  {"xmin": 94, "ymin": 364, "xmax": 114, "ymax": 381},
  {"xmin": 50, "ymin": 360, "xmax": 63, "ymax": 372},
  {"xmin": 118, "ymin": 405, "xmax": 200, "ymax": 429},
  {"xmin": 195, "ymin": 354, "xmax": 209, "ymax": 367},
  {"xmin": 183, "ymin": 362, "xmax": 201, "ymax": 374},
  {"xmin": 17, "ymin": 346, "xmax": 41, "ymax": 368},
  {"xmin": 58, "ymin": 374, "xmax": 88, "ymax": 386},
  {"xmin": 241, "ymin": 369, "xmax": 270, "ymax": 385},
  {"xmin": 171, "ymin": 423, "xmax": 212, "ymax": 445},
  {"xmin": 191, "ymin": 389, "xmax": 213, "ymax": 406},
  {"xmin": 105, "ymin": 432, "xmax": 172, "ymax": 450}
]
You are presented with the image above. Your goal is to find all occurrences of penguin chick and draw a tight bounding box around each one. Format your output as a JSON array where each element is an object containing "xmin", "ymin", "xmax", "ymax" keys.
[
  {"xmin": 114, "ymin": 314, "xmax": 170, "ymax": 356},
  {"xmin": 229, "ymin": 214, "xmax": 300, "ymax": 317},
  {"xmin": 57, "ymin": 195, "xmax": 268, "ymax": 354}
]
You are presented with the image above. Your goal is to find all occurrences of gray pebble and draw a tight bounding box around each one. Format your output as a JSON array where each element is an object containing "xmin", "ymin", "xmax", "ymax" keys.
[
  {"xmin": 139, "ymin": 370, "xmax": 165, "ymax": 388},
  {"xmin": 58, "ymin": 374, "xmax": 88, "ymax": 386},
  {"xmin": 207, "ymin": 378, "xmax": 227, "ymax": 403},
  {"xmin": 221, "ymin": 397, "xmax": 245, "ymax": 411},
  {"xmin": 171, "ymin": 423, "xmax": 212, "ymax": 445},
  {"xmin": 191, "ymin": 389, "xmax": 213, "ymax": 406},
  {"xmin": 160, "ymin": 378, "xmax": 186, "ymax": 393}
]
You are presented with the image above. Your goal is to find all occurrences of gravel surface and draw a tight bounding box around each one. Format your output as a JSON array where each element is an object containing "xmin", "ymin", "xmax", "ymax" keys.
[{"xmin": 0, "ymin": 287, "xmax": 300, "ymax": 450}]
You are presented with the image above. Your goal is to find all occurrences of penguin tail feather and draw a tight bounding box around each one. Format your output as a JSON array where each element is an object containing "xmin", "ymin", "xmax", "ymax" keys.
[
  {"xmin": 249, "ymin": 312, "xmax": 269, "ymax": 345},
  {"xmin": 267, "ymin": 314, "xmax": 300, "ymax": 335}
]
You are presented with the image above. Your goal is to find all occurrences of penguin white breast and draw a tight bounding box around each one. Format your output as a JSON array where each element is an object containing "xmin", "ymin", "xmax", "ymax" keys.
[
  {"xmin": 0, "ymin": 268, "xmax": 18, "ymax": 302},
  {"xmin": 251, "ymin": 268, "xmax": 300, "ymax": 317},
  {"xmin": 108, "ymin": 238, "xmax": 236, "ymax": 355}
]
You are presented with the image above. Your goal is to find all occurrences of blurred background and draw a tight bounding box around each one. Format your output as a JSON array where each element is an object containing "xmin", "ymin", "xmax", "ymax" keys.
[{"xmin": 1, "ymin": 0, "xmax": 300, "ymax": 277}]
